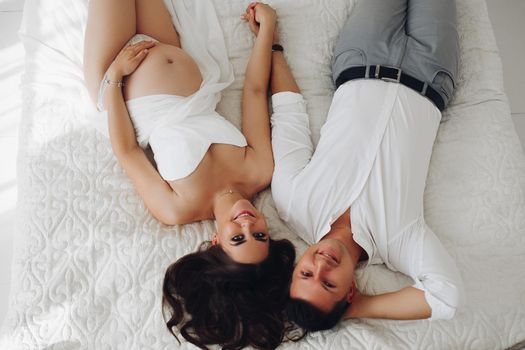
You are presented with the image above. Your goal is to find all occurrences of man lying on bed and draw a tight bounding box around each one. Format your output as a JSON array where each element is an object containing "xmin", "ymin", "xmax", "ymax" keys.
[{"xmin": 267, "ymin": 0, "xmax": 465, "ymax": 332}]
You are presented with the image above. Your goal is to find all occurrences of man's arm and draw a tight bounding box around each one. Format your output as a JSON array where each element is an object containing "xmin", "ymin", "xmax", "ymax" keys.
[
  {"xmin": 344, "ymin": 287, "xmax": 431, "ymax": 320},
  {"xmin": 271, "ymin": 50, "xmax": 300, "ymax": 94},
  {"xmin": 269, "ymin": 46, "xmax": 314, "ymax": 210},
  {"xmin": 346, "ymin": 220, "xmax": 464, "ymax": 320}
]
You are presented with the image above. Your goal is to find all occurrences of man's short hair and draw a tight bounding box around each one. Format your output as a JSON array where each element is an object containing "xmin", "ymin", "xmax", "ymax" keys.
[{"xmin": 286, "ymin": 296, "xmax": 349, "ymax": 332}]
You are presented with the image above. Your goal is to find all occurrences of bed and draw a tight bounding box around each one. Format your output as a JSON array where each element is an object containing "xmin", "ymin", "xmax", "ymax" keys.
[{"xmin": 1, "ymin": 0, "xmax": 525, "ymax": 349}]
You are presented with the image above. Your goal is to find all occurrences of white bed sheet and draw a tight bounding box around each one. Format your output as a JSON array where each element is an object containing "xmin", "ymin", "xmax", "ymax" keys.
[{"xmin": 1, "ymin": 0, "xmax": 525, "ymax": 349}]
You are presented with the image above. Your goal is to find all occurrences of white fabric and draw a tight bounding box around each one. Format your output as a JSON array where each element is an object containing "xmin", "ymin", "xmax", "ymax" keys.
[
  {"xmin": 91, "ymin": 2, "xmax": 247, "ymax": 181},
  {"xmin": 2, "ymin": 0, "xmax": 525, "ymax": 349},
  {"xmin": 127, "ymin": 94, "xmax": 247, "ymax": 180},
  {"xmin": 271, "ymin": 81, "xmax": 464, "ymax": 320}
]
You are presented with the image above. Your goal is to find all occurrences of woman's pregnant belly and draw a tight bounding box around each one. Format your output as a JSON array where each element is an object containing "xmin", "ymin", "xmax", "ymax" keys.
[{"xmin": 124, "ymin": 43, "xmax": 202, "ymax": 100}]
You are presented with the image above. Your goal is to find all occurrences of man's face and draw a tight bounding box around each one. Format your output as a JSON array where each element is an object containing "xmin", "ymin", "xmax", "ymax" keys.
[{"xmin": 290, "ymin": 238, "xmax": 356, "ymax": 312}]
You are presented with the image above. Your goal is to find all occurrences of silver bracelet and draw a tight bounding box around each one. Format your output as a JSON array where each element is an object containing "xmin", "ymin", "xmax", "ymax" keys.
[{"xmin": 104, "ymin": 78, "xmax": 125, "ymax": 88}]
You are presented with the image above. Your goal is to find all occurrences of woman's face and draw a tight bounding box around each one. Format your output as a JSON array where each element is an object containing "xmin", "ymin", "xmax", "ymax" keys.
[{"xmin": 214, "ymin": 199, "xmax": 270, "ymax": 264}]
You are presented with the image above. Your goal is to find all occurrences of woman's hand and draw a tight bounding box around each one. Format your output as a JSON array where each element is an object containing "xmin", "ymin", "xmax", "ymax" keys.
[
  {"xmin": 107, "ymin": 41, "xmax": 156, "ymax": 80},
  {"xmin": 241, "ymin": 2, "xmax": 279, "ymax": 43}
]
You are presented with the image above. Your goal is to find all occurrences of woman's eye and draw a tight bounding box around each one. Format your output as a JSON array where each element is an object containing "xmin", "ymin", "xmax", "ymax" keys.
[
  {"xmin": 301, "ymin": 271, "xmax": 312, "ymax": 277},
  {"xmin": 232, "ymin": 234, "xmax": 244, "ymax": 242},
  {"xmin": 253, "ymin": 232, "xmax": 266, "ymax": 239}
]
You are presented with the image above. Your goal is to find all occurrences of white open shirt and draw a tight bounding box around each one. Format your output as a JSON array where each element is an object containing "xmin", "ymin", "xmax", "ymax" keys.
[{"xmin": 271, "ymin": 80, "xmax": 464, "ymax": 320}]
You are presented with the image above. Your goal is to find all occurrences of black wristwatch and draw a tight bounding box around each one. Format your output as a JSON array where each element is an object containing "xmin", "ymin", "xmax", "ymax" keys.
[{"xmin": 272, "ymin": 44, "xmax": 284, "ymax": 52}]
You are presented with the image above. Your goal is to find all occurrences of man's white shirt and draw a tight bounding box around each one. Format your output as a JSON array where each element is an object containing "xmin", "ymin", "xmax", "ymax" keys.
[{"xmin": 271, "ymin": 80, "xmax": 464, "ymax": 320}]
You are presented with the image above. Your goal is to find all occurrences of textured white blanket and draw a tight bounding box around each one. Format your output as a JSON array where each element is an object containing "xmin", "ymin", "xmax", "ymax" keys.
[{"xmin": 1, "ymin": 0, "xmax": 525, "ymax": 349}]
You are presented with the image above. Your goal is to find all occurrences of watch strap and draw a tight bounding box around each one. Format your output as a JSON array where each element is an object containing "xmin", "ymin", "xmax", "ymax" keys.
[{"xmin": 272, "ymin": 44, "xmax": 284, "ymax": 52}]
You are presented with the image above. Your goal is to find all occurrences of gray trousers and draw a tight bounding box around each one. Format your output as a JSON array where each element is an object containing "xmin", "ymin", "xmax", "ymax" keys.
[{"xmin": 332, "ymin": 0, "xmax": 459, "ymax": 109}]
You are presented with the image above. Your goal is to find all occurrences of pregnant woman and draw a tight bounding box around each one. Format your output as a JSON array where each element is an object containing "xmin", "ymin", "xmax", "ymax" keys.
[{"xmin": 83, "ymin": 1, "xmax": 295, "ymax": 349}]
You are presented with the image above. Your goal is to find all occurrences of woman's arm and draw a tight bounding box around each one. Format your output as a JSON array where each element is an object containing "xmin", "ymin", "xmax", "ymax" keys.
[
  {"xmin": 240, "ymin": 3, "xmax": 277, "ymax": 181},
  {"xmin": 105, "ymin": 41, "xmax": 154, "ymax": 156},
  {"xmin": 105, "ymin": 41, "xmax": 186, "ymax": 225}
]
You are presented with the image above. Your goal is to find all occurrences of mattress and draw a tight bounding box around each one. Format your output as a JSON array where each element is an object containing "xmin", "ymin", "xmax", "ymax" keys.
[{"xmin": 1, "ymin": 0, "xmax": 525, "ymax": 349}]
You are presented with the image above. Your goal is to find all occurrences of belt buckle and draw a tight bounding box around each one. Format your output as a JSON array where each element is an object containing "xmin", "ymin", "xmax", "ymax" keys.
[{"xmin": 375, "ymin": 65, "xmax": 401, "ymax": 83}]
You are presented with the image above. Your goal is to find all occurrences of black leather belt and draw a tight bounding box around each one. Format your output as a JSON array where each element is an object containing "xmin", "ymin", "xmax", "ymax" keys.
[{"xmin": 335, "ymin": 65, "xmax": 445, "ymax": 111}]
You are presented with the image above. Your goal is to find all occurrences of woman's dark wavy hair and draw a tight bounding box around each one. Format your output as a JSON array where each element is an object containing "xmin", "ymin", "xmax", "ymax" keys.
[{"xmin": 162, "ymin": 238, "xmax": 296, "ymax": 350}]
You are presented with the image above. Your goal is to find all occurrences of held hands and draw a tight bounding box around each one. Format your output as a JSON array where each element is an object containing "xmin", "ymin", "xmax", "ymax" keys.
[
  {"xmin": 107, "ymin": 41, "xmax": 156, "ymax": 80},
  {"xmin": 241, "ymin": 2, "xmax": 279, "ymax": 43}
]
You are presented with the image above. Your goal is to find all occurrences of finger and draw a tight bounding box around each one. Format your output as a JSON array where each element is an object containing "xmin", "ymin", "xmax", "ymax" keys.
[
  {"xmin": 124, "ymin": 42, "xmax": 143, "ymax": 53},
  {"xmin": 248, "ymin": 16, "xmax": 258, "ymax": 32},
  {"xmin": 128, "ymin": 46, "xmax": 144, "ymax": 56},
  {"xmin": 248, "ymin": 10, "xmax": 256, "ymax": 23},
  {"xmin": 249, "ymin": 10, "xmax": 257, "ymax": 24},
  {"xmin": 141, "ymin": 41, "xmax": 156, "ymax": 49},
  {"xmin": 246, "ymin": 2, "xmax": 257, "ymax": 16},
  {"xmin": 248, "ymin": 2, "xmax": 257, "ymax": 10},
  {"xmin": 129, "ymin": 41, "xmax": 154, "ymax": 54},
  {"xmin": 136, "ymin": 40, "xmax": 156, "ymax": 49},
  {"xmin": 251, "ymin": 8, "xmax": 260, "ymax": 24},
  {"xmin": 133, "ymin": 48, "xmax": 149, "ymax": 61},
  {"xmin": 252, "ymin": 2, "xmax": 261, "ymax": 12},
  {"xmin": 130, "ymin": 40, "xmax": 156, "ymax": 50}
]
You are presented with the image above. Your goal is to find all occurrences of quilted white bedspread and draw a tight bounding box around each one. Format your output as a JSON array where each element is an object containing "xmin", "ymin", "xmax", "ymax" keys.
[{"xmin": 2, "ymin": 0, "xmax": 525, "ymax": 349}]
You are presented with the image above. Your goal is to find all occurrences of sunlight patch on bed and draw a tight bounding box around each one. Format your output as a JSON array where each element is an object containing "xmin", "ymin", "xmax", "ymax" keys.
[
  {"xmin": 0, "ymin": 43, "xmax": 23, "ymax": 138},
  {"xmin": 0, "ymin": 161, "xmax": 17, "ymax": 217},
  {"xmin": 0, "ymin": 42, "xmax": 22, "ymax": 218}
]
